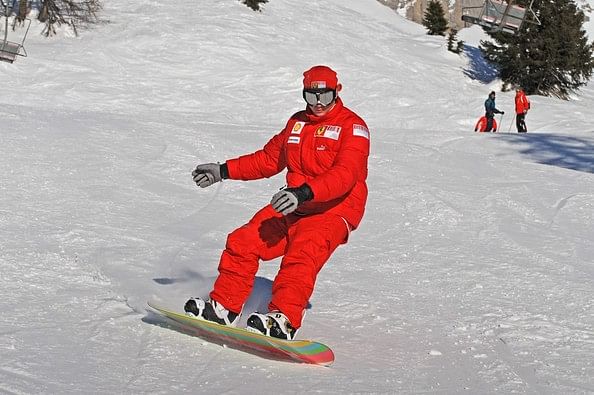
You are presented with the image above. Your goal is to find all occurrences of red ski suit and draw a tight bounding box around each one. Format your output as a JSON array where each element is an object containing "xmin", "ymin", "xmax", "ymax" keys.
[
  {"xmin": 515, "ymin": 90, "xmax": 530, "ymax": 114},
  {"xmin": 475, "ymin": 116, "xmax": 497, "ymax": 132},
  {"xmin": 210, "ymin": 98, "xmax": 370, "ymax": 328}
]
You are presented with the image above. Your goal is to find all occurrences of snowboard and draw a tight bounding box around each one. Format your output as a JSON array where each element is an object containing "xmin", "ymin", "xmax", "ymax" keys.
[{"xmin": 147, "ymin": 302, "xmax": 335, "ymax": 366}]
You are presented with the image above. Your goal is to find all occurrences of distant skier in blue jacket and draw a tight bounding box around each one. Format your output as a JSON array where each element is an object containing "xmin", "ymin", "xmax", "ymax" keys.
[{"xmin": 484, "ymin": 91, "xmax": 504, "ymax": 132}]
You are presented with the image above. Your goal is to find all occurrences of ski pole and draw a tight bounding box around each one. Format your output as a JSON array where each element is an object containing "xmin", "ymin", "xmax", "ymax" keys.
[{"xmin": 498, "ymin": 113, "xmax": 504, "ymax": 133}]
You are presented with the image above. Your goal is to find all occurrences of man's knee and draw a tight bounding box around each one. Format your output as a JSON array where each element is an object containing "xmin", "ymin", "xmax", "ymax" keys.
[{"xmin": 225, "ymin": 226, "xmax": 259, "ymax": 257}]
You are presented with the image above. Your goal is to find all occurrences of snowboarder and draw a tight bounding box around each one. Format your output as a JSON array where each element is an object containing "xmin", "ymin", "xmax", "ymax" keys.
[
  {"xmin": 474, "ymin": 115, "xmax": 497, "ymax": 132},
  {"xmin": 484, "ymin": 91, "xmax": 504, "ymax": 133},
  {"xmin": 515, "ymin": 87, "xmax": 530, "ymax": 133},
  {"xmin": 185, "ymin": 65, "xmax": 370, "ymax": 340}
]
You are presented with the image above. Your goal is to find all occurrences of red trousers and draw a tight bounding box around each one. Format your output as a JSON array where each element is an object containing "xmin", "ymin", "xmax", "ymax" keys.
[{"xmin": 210, "ymin": 205, "xmax": 348, "ymax": 328}]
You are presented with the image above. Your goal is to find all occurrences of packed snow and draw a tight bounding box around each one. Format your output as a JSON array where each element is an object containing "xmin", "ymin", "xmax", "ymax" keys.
[{"xmin": 1, "ymin": 0, "xmax": 593, "ymax": 393}]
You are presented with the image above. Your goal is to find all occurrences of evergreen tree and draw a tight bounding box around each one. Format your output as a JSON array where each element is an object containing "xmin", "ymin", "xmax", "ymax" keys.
[
  {"xmin": 422, "ymin": 0, "xmax": 448, "ymax": 36},
  {"xmin": 447, "ymin": 28, "xmax": 465, "ymax": 54},
  {"xmin": 480, "ymin": 0, "xmax": 594, "ymax": 99}
]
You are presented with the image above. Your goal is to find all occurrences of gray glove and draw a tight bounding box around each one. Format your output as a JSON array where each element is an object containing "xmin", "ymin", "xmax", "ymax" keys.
[
  {"xmin": 270, "ymin": 184, "xmax": 313, "ymax": 215},
  {"xmin": 192, "ymin": 163, "xmax": 222, "ymax": 188}
]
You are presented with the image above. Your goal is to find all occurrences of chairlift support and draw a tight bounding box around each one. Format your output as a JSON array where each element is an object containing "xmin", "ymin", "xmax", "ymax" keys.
[
  {"xmin": 461, "ymin": 0, "xmax": 540, "ymax": 34},
  {"xmin": 1, "ymin": 0, "xmax": 31, "ymax": 63}
]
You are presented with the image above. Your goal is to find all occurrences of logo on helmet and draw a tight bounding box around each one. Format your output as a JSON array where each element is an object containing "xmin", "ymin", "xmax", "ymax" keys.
[{"xmin": 310, "ymin": 81, "xmax": 327, "ymax": 89}]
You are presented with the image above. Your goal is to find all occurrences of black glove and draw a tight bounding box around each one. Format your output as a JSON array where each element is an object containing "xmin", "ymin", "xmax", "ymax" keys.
[
  {"xmin": 270, "ymin": 184, "xmax": 313, "ymax": 215},
  {"xmin": 501, "ymin": 111, "xmax": 505, "ymax": 115}
]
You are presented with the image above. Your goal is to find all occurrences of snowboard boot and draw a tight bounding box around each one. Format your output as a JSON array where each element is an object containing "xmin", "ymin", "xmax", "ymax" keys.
[
  {"xmin": 246, "ymin": 311, "xmax": 297, "ymax": 340},
  {"xmin": 184, "ymin": 297, "xmax": 240, "ymax": 327}
]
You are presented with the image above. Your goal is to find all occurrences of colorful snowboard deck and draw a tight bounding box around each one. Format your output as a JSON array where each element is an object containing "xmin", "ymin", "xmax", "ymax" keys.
[{"xmin": 147, "ymin": 302, "xmax": 334, "ymax": 366}]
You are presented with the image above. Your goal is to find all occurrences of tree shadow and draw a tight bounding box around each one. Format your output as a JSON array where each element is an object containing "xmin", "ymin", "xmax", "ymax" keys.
[
  {"xmin": 498, "ymin": 133, "xmax": 594, "ymax": 173},
  {"xmin": 463, "ymin": 45, "xmax": 499, "ymax": 83}
]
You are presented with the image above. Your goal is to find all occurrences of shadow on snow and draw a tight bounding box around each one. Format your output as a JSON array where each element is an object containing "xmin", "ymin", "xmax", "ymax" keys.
[
  {"xmin": 151, "ymin": 274, "xmax": 312, "ymax": 320},
  {"xmin": 463, "ymin": 45, "xmax": 499, "ymax": 84},
  {"xmin": 498, "ymin": 132, "xmax": 594, "ymax": 173}
]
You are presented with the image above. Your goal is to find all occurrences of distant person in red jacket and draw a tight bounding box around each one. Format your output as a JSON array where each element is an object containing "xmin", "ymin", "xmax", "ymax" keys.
[
  {"xmin": 185, "ymin": 65, "xmax": 370, "ymax": 340},
  {"xmin": 515, "ymin": 87, "xmax": 530, "ymax": 133},
  {"xmin": 474, "ymin": 115, "xmax": 497, "ymax": 132}
]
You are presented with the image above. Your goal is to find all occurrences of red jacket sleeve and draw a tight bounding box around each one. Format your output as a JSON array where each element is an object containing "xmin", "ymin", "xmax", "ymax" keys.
[
  {"xmin": 307, "ymin": 121, "xmax": 370, "ymax": 202},
  {"xmin": 225, "ymin": 130, "xmax": 287, "ymax": 180}
]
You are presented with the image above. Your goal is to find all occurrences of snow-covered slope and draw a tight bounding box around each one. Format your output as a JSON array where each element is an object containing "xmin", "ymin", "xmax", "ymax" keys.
[{"xmin": 1, "ymin": 0, "xmax": 593, "ymax": 393}]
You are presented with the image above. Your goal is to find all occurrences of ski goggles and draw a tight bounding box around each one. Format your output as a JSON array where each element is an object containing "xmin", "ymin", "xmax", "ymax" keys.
[{"xmin": 302, "ymin": 89, "xmax": 336, "ymax": 107}]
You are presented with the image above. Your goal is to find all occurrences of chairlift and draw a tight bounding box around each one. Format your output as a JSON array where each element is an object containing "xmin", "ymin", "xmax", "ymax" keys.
[
  {"xmin": 462, "ymin": 0, "xmax": 540, "ymax": 34},
  {"xmin": 1, "ymin": 0, "xmax": 31, "ymax": 63}
]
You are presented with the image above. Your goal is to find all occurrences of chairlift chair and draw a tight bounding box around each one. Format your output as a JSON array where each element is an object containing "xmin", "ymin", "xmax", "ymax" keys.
[
  {"xmin": 462, "ymin": 0, "xmax": 540, "ymax": 34},
  {"xmin": 1, "ymin": 0, "xmax": 31, "ymax": 63}
]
